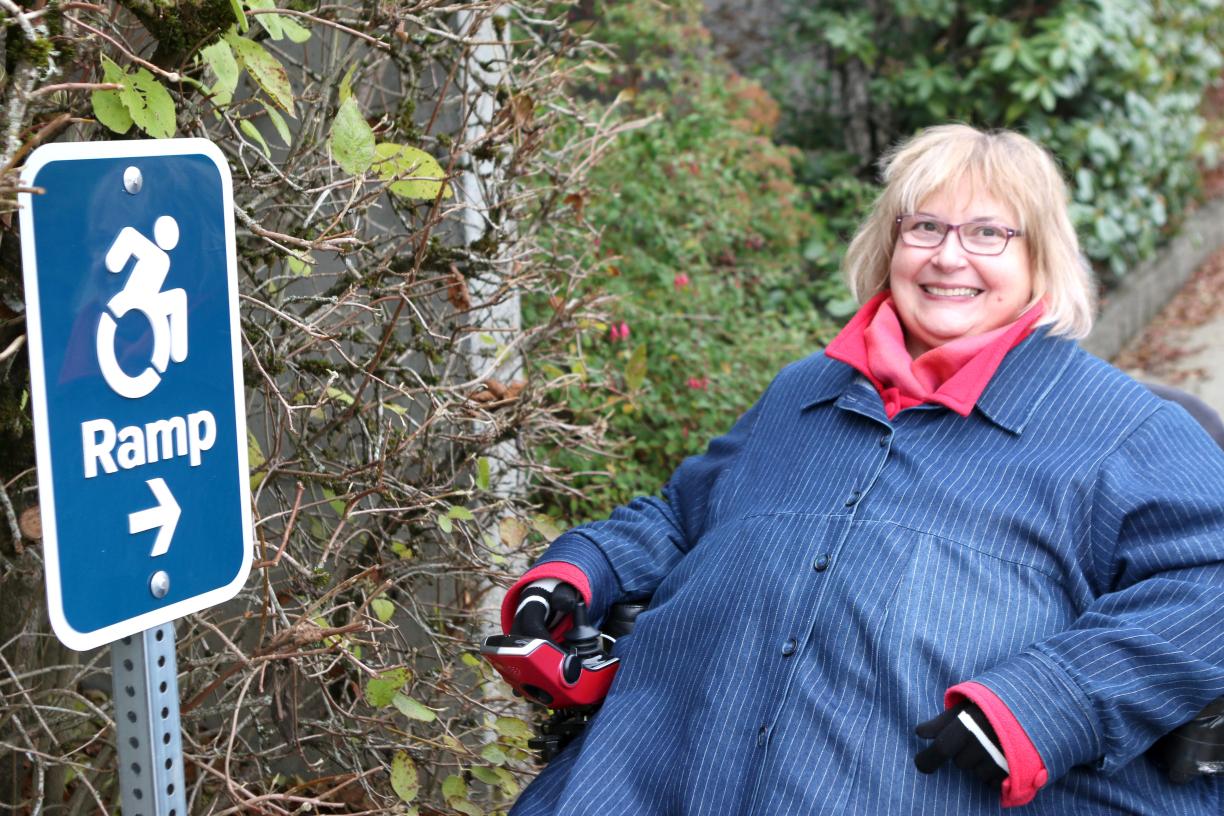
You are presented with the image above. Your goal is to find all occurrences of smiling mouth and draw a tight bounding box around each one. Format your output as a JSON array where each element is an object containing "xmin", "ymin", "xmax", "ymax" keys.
[{"xmin": 921, "ymin": 285, "xmax": 982, "ymax": 297}]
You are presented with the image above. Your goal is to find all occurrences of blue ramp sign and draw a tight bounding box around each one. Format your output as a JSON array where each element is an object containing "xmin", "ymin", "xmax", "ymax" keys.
[{"xmin": 19, "ymin": 139, "xmax": 253, "ymax": 651}]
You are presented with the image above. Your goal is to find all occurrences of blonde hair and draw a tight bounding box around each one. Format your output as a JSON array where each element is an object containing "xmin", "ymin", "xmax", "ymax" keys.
[{"xmin": 841, "ymin": 124, "xmax": 1095, "ymax": 339}]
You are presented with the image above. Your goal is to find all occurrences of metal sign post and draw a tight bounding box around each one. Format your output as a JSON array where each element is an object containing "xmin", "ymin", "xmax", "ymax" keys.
[
  {"xmin": 18, "ymin": 138, "xmax": 251, "ymax": 811},
  {"xmin": 111, "ymin": 624, "xmax": 187, "ymax": 816}
]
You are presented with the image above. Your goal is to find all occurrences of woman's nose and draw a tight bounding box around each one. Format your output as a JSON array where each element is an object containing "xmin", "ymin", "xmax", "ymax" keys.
[{"xmin": 933, "ymin": 230, "xmax": 968, "ymax": 269}]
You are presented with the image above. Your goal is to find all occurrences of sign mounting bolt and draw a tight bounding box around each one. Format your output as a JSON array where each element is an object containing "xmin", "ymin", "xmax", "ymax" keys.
[
  {"xmin": 149, "ymin": 570, "xmax": 170, "ymax": 598},
  {"xmin": 123, "ymin": 167, "xmax": 142, "ymax": 195}
]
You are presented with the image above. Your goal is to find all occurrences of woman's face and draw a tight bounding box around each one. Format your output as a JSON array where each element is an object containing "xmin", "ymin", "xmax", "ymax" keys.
[{"xmin": 888, "ymin": 183, "xmax": 1033, "ymax": 357}]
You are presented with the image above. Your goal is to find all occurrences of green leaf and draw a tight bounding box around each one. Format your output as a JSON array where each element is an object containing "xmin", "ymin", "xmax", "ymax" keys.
[
  {"xmin": 320, "ymin": 486, "xmax": 347, "ymax": 517},
  {"xmin": 228, "ymin": 0, "xmax": 247, "ymax": 31},
  {"xmin": 330, "ymin": 97, "xmax": 376, "ymax": 175},
  {"xmin": 989, "ymin": 45, "xmax": 1015, "ymax": 72},
  {"xmin": 201, "ymin": 39, "xmax": 239, "ymax": 107},
  {"xmin": 480, "ymin": 743, "xmax": 507, "ymax": 765},
  {"xmin": 453, "ymin": 801, "xmax": 483, "ymax": 816},
  {"xmin": 447, "ymin": 505, "xmax": 475, "ymax": 521},
  {"xmin": 392, "ymin": 692, "xmax": 437, "ymax": 722},
  {"xmin": 239, "ymin": 119, "xmax": 270, "ymax": 158},
  {"xmin": 225, "ymin": 30, "xmax": 294, "ymax": 113},
  {"xmin": 93, "ymin": 55, "xmax": 133, "ymax": 133},
  {"xmin": 493, "ymin": 716, "xmax": 532, "ymax": 740},
  {"xmin": 390, "ymin": 750, "xmax": 419, "ymax": 803},
  {"xmin": 372, "ymin": 142, "xmax": 452, "ymax": 200},
  {"xmin": 471, "ymin": 766, "xmax": 501, "ymax": 786},
  {"xmin": 442, "ymin": 775, "xmax": 468, "ymax": 803},
  {"xmin": 325, "ymin": 386, "xmax": 354, "ymax": 406},
  {"xmin": 260, "ymin": 100, "xmax": 291, "ymax": 145},
  {"xmin": 460, "ymin": 652, "xmax": 481, "ymax": 668},
  {"xmin": 624, "ymin": 343, "xmax": 648, "ymax": 391},
  {"xmin": 492, "ymin": 765, "xmax": 518, "ymax": 796},
  {"xmin": 436, "ymin": 513, "xmax": 453, "ymax": 534},
  {"xmin": 281, "ymin": 15, "xmax": 311, "ymax": 43},
  {"xmin": 247, "ymin": 431, "xmax": 266, "ymax": 488},
  {"xmin": 476, "ymin": 457, "xmax": 490, "ymax": 490},
  {"xmin": 286, "ymin": 253, "xmax": 313, "ymax": 276},
  {"xmin": 246, "ymin": 0, "xmax": 284, "ymax": 39},
  {"xmin": 371, "ymin": 597, "xmax": 394, "ymax": 623},
  {"xmin": 339, "ymin": 64, "xmax": 357, "ymax": 105},
  {"xmin": 364, "ymin": 668, "xmax": 409, "ymax": 708},
  {"xmin": 120, "ymin": 67, "xmax": 176, "ymax": 139}
]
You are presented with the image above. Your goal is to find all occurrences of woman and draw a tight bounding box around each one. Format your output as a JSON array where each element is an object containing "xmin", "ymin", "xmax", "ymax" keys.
[{"xmin": 501, "ymin": 125, "xmax": 1224, "ymax": 814}]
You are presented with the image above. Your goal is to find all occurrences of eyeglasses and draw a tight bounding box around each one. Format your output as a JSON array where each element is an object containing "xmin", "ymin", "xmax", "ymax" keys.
[{"xmin": 895, "ymin": 214, "xmax": 1022, "ymax": 257}]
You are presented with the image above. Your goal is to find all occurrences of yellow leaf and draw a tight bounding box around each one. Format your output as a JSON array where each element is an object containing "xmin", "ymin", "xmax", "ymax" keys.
[{"xmin": 372, "ymin": 142, "xmax": 452, "ymax": 200}]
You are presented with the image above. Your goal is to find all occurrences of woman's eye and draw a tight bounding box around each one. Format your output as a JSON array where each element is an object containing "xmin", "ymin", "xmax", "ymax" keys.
[
  {"xmin": 915, "ymin": 220, "xmax": 941, "ymax": 233},
  {"xmin": 974, "ymin": 225, "xmax": 1002, "ymax": 238}
]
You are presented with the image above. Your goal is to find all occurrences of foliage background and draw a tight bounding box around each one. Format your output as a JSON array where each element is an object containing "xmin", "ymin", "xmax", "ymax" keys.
[{"xmin": 748, "ymin": 0, "xmax": 1224, "ymax": 279}]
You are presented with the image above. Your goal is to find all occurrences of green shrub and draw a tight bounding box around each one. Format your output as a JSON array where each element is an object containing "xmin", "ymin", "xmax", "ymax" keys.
[
  {"xmin": 757, "ymin": 0, "xmax": 1224, "ymax": 282},
  {"xmin": 531, "ymin": 0, "xmax": 829, "ymax": 522}
]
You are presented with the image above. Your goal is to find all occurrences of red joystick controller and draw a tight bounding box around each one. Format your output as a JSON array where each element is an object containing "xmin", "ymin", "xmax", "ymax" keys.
[{"xmin": 480, "ymin": 600, "xmax": 620, "ymax": 708}]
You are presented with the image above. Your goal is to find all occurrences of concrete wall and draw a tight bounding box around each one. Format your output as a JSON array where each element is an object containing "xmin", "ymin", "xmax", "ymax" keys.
[{"xmin": 1081, "ymin": 196, "xmax": 1224, "ymax": 361}]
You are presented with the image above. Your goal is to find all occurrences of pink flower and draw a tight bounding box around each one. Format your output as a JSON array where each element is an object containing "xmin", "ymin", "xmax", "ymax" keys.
[
  {"xmin": 686, "ymin": 376, "xmax": 709, "ymax": 390},
  {"xmin": 609, "ymin": 321, "xmax": 631, "ymax": 342},
  {"xmin": 673, "ymin": 272, "xmax": 691, "ymax": 290},
  {"xmin": 619, "ymin": 321, "xmax": 630, "ymax": 339}
]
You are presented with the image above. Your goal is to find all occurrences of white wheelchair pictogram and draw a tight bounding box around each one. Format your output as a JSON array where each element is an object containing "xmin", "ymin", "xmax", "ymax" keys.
[{"xmin": 96, "ymin": 215, "xmax": 188, "ymax": 399}]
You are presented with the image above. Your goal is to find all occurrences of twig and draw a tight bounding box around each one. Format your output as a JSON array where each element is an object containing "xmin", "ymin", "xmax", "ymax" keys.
[{"xmin": 0, "ymin": 479, "xmax": 23, "ymax": 551}]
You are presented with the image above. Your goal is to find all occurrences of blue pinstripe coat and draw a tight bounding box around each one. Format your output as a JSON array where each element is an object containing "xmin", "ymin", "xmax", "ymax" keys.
[{"xmin": 512, "ymin": 330, "xmax": 1224, "ymax": 815}]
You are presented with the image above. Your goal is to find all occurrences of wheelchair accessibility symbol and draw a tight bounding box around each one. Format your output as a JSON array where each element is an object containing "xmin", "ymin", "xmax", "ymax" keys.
[{"xmin": 96, "ymin": 215, "xmax": 188, "ymax": 399}]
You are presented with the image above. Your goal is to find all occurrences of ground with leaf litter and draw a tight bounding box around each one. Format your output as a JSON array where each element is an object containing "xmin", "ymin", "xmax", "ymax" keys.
[{"xmin": 1114, "ymin": 244, "xmax": 1224, "ymax": 414}]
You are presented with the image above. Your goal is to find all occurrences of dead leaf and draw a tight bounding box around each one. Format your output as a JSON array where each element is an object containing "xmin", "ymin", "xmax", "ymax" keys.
[
  {"xmin": 447, "ymin": 266, "xmax": 472, "ymax": 311},
  {"xmin": 511, "ymin": 94, "xmax": 534, "ymax": 128},
  {"xmin": 18, "ymin": 506, "xmax": 41, "ymax": 541},
  {"xmin": 564, "ymin": 191, "xmax": 586, "ymax": 223}
]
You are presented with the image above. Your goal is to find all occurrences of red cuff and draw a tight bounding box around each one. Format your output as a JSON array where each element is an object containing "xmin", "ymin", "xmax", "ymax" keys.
[
  {"xmin": 500, "ymin": 563, "xmax": 592, "ymax": 635},
  {"xmin": 947, "ymin": 681, "xmax": 1049, "ymax": 807}
]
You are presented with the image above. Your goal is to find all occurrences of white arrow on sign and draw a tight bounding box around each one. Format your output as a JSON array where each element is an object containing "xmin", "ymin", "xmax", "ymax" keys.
[{"xmin": 128, "ymin": 477, "xmax": 181, "ymax": 556}]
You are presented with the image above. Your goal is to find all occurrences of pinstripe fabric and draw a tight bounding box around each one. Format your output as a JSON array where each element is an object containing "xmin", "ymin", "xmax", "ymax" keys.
[{"xmin": 511, "ymin": 330, "xmax": 1224, "ymax": 815}]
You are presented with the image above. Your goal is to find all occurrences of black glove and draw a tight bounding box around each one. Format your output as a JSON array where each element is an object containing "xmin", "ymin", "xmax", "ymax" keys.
[
  {"xmin": 510, "ymin": 579, "xmax": 580, "ymax": 640},
  {"xmin": 915, "ymin": 701, "xmax": 1009, "ymax": 787}
]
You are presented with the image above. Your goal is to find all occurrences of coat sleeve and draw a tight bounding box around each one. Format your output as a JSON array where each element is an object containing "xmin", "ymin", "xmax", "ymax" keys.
[
  {"xmin": 969, "ymin": 404, "xmax": 1224, "ymax": 786},
  {"xmin": 530, "ymin": 392, "xmax": 766, "ymax": 624}
]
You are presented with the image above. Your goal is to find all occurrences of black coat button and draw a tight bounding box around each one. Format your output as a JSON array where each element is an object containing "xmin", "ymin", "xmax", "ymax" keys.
[
  {"xmin": 844, "ymin": 490, "xmax": 861, "ymax": 507},
  {"xmin": 879, "ymin": 434, "xmax": 890, "ymax": 447},
  {"xmin": 813, "ymin": 554, "xmax": 831, "ymax": 572},
  {"xmin": 781, "ymin": 638, "xmax": 798, "ymax": 656}
]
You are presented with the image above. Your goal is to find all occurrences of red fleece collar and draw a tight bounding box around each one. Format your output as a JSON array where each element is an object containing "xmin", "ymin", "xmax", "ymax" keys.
[{"xmin": 825, "ymin": 292, "xmax": 1043, "ymax": 419}]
